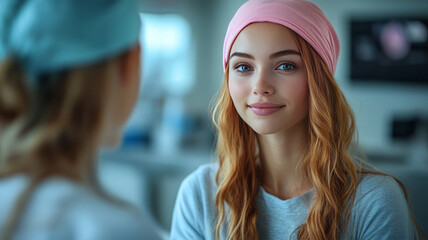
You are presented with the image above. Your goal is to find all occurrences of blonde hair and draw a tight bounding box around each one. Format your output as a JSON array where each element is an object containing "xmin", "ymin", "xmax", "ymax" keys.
[
  {"xmin": 0, "ymin": 53, "xmax": 124, "ymax": 238},
  {"xmin": 212, "ymin": 30, "xmax": 422, "ymax": 240}
]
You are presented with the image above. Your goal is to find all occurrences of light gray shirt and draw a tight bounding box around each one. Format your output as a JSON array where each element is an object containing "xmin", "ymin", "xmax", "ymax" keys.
[
  {"xmin": 171, "ymin": 163, "xmax": 417, "ymax": 240},
  {"xmin": 0, "ymin": 175, "xmax": 161, "ymax": 240}
]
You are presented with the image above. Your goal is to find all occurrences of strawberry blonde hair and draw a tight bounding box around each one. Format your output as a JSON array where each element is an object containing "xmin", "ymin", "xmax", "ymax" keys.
[{"xmin": 212, "ymin": 30, "xmax": 421, "ymax": 240}]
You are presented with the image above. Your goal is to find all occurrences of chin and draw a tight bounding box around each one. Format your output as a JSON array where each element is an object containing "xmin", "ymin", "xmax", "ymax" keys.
[{"xmin": 251, "ymin": 126, "xmax": 282, "ymax": 135}]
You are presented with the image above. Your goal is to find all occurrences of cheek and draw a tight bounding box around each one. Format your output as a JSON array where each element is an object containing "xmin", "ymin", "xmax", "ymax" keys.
[
  {"xmin": 295, "ymin": 81, "xmax": 309, "ymax": 112},
  {"xmin": 228, "ymin": 78, "xmax": 248, "ymax": 105},
  {"xmin": 282, "ymin": 76, "xmax": 309, "ymax": 109},
  {"xmin": 295, "ymin": 80, "xmax": 309, "ymax": 103}
]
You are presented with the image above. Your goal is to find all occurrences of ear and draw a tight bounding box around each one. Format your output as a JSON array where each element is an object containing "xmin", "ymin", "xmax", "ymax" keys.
[{"xmin": 118, "ymin": 44, "xmax": 141, "ymax": 85}]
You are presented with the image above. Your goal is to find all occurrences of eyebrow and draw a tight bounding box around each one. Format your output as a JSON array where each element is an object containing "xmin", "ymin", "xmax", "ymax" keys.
[
  {"xmin": 230, "ymin": 49, "xmax": 301, "ymax": 60},
  {"xmin": 230, "ymin": 52, "xmax": 254, "ymax": 60},
  {"xmin": 269, "ymin": 49, "xmax": 301, "ymax": 59}
]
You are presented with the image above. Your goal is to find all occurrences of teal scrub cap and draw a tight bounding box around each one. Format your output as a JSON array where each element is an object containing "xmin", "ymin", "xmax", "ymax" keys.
[{"xmin": 0, "ymin": 0, "xmax": 140, "ymax": 75}]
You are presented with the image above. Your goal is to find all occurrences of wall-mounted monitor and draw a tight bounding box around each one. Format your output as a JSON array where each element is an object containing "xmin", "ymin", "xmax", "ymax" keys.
[{"xmin": 350, "ymin": 17, "xmax": 428, "ymax": 84}]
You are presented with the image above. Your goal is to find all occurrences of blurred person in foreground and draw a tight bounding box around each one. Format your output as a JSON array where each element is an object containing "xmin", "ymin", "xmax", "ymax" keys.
[{"xmin": 0, "ymin": 0, "xmax": 161, "ymax": 239}]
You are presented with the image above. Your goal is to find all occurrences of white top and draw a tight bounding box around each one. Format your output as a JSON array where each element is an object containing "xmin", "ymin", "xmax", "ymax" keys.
[{"xmin": 0, "ymin": 175, "xmax": 162, "ymax": 240}]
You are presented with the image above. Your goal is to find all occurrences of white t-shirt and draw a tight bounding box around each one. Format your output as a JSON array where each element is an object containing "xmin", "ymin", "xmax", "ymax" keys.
[{"xmin": 0, "ymin": 175, "xmax": 162, "ymax": 240}]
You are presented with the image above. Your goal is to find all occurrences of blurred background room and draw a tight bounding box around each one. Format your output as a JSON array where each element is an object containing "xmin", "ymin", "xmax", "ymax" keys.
[{"xmin": 97, "ymin": 0, "xmax": 428, "ymax": 238}]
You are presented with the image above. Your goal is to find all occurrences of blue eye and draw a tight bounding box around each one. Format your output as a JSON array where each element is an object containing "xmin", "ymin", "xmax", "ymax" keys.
[
  {"xmin": 235, "ymin": 64, "xmax": 252, "ymax": 72},
  {"xmin": 277, "ymin": 63, "xmax": 295, "ymax": 71}
]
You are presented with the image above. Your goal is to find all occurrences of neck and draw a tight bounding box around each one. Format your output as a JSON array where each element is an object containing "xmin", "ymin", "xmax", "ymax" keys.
[{"xmin": 257, "ymin": 119, "xmax": 311, "ymax": 200}]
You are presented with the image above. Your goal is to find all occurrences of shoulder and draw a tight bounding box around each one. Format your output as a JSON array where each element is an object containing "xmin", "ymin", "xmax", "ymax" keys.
[
  {"xmin": 179, "ymin": 163, "xmax": 218, "ymax": 195},
  {"xmin": 349, "ymin": 173, "xmax": 415, "ymax": 240},
  {"xmin": 174, "ymin": 162, "xmax": 218, "ymax": 212},
  {"xmin": 354, "ymin": 173, "xmax": 407, "ymax": 208},
  {"xmin": 57, "ymin": 180, "xmax": 161, "ymax": 240},
  {"xmin": 170, "ymin": 163, "xmax": 218, "ymax": 240},
  {"xmin": 24, "ymin": 178, "xmax": 160, "ymax": 240}
]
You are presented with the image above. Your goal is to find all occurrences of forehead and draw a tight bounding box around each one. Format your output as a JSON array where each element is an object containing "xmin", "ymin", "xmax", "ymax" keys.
[{"xmin": 230, "ymin": 22, "xmax": 298, "ymax": 55}]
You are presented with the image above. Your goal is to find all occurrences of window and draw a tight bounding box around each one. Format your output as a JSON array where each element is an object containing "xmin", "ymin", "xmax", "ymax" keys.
[{"xmin": 123, "ymin": 13, "xmax": 194, "ymax": 147}]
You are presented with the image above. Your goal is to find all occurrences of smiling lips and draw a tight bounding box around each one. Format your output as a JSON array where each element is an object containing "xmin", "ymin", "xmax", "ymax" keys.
[{"xmin": 249, "ymin": 102, "xmax": 285, "ymax": 116}]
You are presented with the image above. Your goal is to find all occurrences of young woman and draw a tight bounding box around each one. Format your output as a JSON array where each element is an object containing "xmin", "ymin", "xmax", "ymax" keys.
[
  {"xmin": 171, "ymin": 0, "xmax": 421, "ymax": 239},
  {"xmin": 0, "ymin": 0, "xmax": 161, "ymax": 239}
]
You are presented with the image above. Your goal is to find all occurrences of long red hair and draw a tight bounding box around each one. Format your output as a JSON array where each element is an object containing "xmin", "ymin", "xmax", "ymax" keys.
[{"xmin": 212, "ymin": 30, "xmax": 421, "ymax": 240}]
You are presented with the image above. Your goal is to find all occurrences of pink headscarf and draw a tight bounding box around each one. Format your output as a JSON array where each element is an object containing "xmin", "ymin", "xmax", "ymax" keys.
[{"xmin": 223, "ymin": 0, "xmax": 340, "ymax": 75}]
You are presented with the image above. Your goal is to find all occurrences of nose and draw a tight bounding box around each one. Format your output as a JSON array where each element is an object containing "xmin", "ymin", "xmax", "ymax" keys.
[{"xmin": 253, "ymin": 72, "xmax": 274, "ymax": 96}]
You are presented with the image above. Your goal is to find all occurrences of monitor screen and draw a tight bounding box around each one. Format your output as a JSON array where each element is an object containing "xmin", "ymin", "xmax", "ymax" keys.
[{"xmin": 350, "ymin": 17, "xmax": 428, "ymax": 84}]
